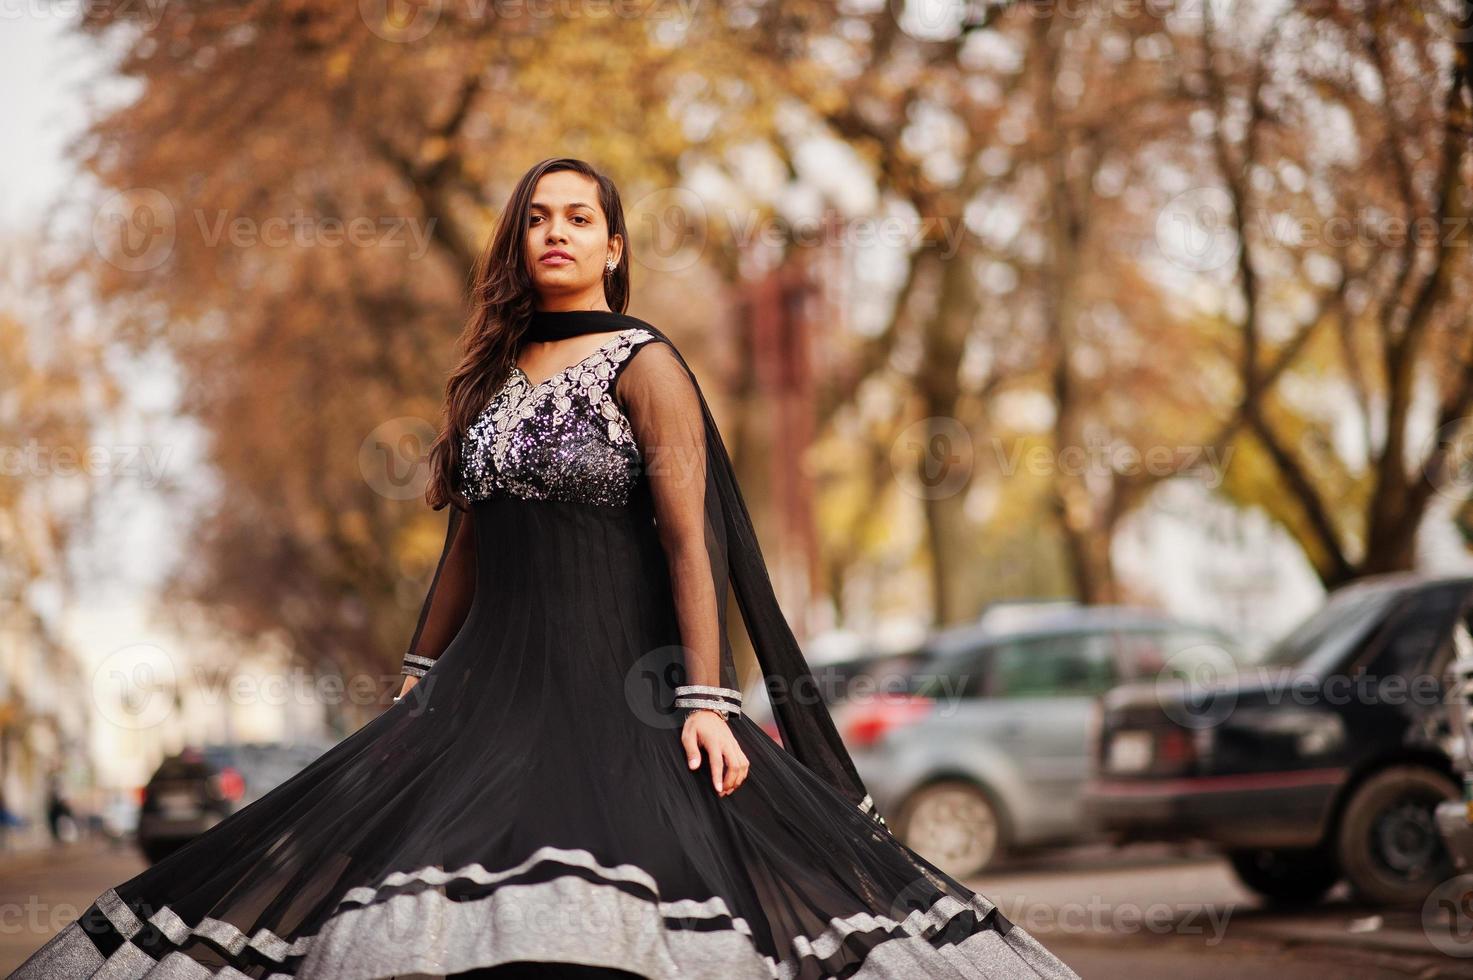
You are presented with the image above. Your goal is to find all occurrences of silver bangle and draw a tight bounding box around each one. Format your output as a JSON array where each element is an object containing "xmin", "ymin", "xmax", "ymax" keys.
[
  {"xmin": 674, "ymin": 685, "xmax": 743, "ymax": 718},
  {"xmin": 402, "ymin": 653, "xmax": 436, "ymax": 678}
]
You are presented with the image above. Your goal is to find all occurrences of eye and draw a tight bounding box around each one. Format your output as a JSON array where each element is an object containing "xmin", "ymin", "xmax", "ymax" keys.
[{"xmin": 572, "ymin": 215, "xmax": 589, "ymax": 224}]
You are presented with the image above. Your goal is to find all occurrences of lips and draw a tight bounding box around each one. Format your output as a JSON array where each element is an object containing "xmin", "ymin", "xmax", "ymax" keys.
[{"xmin": 540, "ymin": 250, "xmax": 573, "ymax": 265}]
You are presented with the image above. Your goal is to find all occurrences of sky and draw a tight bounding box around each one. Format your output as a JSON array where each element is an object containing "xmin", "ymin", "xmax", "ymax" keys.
[{"xmin": 0, "ymin": 16, "xmax": 98, "ymax": 235}]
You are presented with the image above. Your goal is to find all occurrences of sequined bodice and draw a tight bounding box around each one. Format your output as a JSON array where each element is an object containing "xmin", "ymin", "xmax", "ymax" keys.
[{"xmin": 461, "ymin": 328, "xmax": 658, "ymax": 507}]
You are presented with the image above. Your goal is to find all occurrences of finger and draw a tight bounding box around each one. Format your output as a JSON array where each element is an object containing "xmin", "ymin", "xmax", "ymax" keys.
[
  {"xmin": 710, "ymin": 746, "xmax": 725, "ymax": 795},
  {"xmin": 681, "ymin": 727, "xmax": 700, "ymax": 770},
  {"xmin": 732, "ymin": 755, "xmax": 750, "ymax": 789}
]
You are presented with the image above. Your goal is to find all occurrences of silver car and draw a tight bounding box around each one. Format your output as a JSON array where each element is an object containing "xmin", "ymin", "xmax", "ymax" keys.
[{"xmin": 835, "ymin": 607, "xmax": 1248, "ymax": 878}]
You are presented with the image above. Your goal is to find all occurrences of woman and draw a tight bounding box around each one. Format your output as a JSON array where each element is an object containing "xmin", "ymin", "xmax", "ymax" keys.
[{"xmin": 14, "ymin": 158, "xmax": 1079, "ymax": 979}]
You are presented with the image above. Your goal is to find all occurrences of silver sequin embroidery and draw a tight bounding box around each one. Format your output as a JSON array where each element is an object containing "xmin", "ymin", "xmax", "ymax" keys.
[{"xmin": 461, "ymin": 328, "xmax": 657, "ymax": 507}]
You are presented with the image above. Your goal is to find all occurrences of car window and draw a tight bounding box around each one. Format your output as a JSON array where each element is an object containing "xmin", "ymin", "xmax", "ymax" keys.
[
  {"xmin": 990, "ymin": 633, "xmax": 1116, "ymax": 697},
  {"xmin": 812, "ymin": 659, "xmax": 872, "ymax": 704},
  {"xmin": 849, "ymin": 651, "xmax": 934, "ymax": 699},
  {"xmin": 1253, "ymin": 584, "xmax": 1405, "ymax": 673},
  {"xmin": 1361, "ymin": 583, "xmax": 1471, "ymax": 680},
  {"xmin": 1433, "ymin": 598, "xmax": 1473, "ymax": 686},
  {"xmin": 912, "ymin": 646, "xmax": 992, "ymax": 700}
]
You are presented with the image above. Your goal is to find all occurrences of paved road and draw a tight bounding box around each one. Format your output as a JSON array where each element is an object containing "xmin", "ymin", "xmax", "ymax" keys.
[
  {"xmin": 1, "ymin": 838, "xmax": 1471, "ymax": 977},
  {"xmin": 969, "ymin": 844, "xmax": 1473, "ymax": 978}
]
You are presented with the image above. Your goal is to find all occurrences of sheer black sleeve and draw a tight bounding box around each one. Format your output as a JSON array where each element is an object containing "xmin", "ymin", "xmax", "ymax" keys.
[
  {"xmin": 401, "ymin": 503, "xmax": 477, "ymax": 678},
  {"xmin": 614, "ymin": 339, "xmax": 743, "ymax": 720}
]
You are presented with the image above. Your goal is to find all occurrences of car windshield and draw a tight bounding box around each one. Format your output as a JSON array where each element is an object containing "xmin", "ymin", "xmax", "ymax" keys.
[{"xmin": 1251, "ymin": 583, "xmax": 1406, "ymax": 672}]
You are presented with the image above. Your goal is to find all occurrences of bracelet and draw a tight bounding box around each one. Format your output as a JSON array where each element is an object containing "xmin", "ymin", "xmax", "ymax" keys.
[
  {"xmin": 674, "ymin": 684, "xmax": 743, "ymax": 719},
  {"xmin": 685, "ymin": 705, "xmax": 730, "ymax": 722},
  {"xmin": 401, "ymin": 653, "xmax": 436, "ymax": 678}
]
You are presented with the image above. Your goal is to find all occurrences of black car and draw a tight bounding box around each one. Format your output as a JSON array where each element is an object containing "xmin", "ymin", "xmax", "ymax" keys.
[
  {"xmin": 136, "ymin": 741, "xmax": 330, "ymax": 863},
  {"xmin": 1082, "ymin": 572, "xmax": 1468, "ymax": 906}
]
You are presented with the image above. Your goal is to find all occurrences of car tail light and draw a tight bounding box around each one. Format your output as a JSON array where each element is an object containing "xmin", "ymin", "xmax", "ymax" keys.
[
  {"xmin": 843, "ymin": 695, "xmax": 934, "ymax": 748},
  {"xmin": 1154, "ymin": 727, "xmax": 1196, "ymax": 772},
  {"xmin": 1102, "ymin": 725, "xmax": 1198, "ymax": 777},
  {"xmin": 213, "ymin": 766, "xmax": 246, "ymax": 802}
]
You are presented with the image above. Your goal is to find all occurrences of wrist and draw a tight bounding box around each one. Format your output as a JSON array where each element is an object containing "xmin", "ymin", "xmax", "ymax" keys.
[
  {"xmin": 673, "ymin": 684, "xmax": 743, "ymax": 719},
  {"xmin": 402, "ymin": 653, "xmax": 436, "ymax": 678}
]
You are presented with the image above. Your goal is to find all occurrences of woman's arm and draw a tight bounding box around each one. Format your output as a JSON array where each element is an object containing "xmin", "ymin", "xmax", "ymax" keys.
[
  {"xmin": 397, "ymin": 503, "xmax": 477, "ymax": 699},
  {"xmin": 615, "ymin": 340, "xmax": 749, "ymax": 797}
]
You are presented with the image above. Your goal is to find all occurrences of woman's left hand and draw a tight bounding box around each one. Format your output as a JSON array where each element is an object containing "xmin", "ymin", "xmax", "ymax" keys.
[{"xmin": 682, "ymin": 709, "xmax": 749, "ymax": 797}]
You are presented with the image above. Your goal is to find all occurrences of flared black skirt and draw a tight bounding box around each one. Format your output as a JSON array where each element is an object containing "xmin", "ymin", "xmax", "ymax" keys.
[{"xmin": 14, "ymin": 495, "xmax": 1078, "ymax": 979}]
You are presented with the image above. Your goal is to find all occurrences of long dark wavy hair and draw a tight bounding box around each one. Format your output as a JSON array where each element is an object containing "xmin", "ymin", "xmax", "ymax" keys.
[{"xmin": 424, "ymin": 157, "xmax": 631, "ymax": 511}]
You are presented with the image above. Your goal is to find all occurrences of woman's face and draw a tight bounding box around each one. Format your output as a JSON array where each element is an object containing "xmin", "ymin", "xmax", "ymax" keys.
[{"xmin": 523, "ymin": 170, "xmax": 621, "ymax": 306}]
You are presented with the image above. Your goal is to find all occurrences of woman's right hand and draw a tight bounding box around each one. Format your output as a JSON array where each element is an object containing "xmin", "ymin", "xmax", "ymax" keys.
[{"xmin": 682, "ymin": 709, "xmax": 749, "ymax": 798}]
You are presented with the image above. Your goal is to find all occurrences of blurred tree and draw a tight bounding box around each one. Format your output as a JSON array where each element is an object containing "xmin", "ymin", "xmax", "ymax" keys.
[
  {"xmin": 67, "ymin": 0, "xmax": 1473, "ymax": 698},
  {"xmin": 67, "ymin": 2, "xmax": 877, "ymax": 701},
  {"xmin": 755, "ymin": 3, "xmax": 1248, "ymax": 613},
  {"xmin": 0, "ymin": 293, "xmax": 103, "ymax": 809},
  {"xmin": 1191, "ymin": 1, "xmax": 1473, "ymax": 588}
]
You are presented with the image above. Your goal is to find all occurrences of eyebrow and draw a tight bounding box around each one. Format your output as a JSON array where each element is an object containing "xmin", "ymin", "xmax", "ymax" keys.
[{"xmin": 529, "ymin": 201, "xmax": 595, "ymax": 211}]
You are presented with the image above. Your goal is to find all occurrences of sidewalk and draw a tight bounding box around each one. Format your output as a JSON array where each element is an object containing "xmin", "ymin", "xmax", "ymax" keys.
[
  {"xmin": 0, "ymin": 832, "xmax": 132, "ymax": 877},
  {"xmin": 978, "ymin": 846, "xmax": 1467, "ymax": 969},
  {"xmin": 1236, "ymin": 902, "xmax": 1462, "ymax": 961}
]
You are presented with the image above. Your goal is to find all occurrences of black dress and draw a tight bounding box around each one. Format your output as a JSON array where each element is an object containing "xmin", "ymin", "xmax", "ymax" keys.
[{"xmin": 13, "ymin": 313, "xmax": 1079, "ymax": 979}]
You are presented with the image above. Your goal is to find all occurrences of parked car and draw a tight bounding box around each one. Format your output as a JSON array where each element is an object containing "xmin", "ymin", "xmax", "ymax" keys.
[
  {"xmin": 1083, "ymin": 573, "xmax": 1470, "ymax": 907},
  {"xmin": 742, "ymin": 645, "xmax": 943, "ymax": 745},
  {"xmin": 136, "ymin": 741, "xmax": 331, "ymax": 863},
  {"xmin": 837, "ymin": 606, "xmax": 1248, "ymax": 878}
]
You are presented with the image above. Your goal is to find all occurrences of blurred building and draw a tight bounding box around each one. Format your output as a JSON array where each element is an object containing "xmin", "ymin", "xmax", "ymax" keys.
[{"xmin": 0, "ymin": 603, "xmax": 92, "ymax": 853}]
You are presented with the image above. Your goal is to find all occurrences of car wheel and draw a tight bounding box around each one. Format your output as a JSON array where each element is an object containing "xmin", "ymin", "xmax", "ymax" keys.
[
  {"xmin": 1226, "ymin": 847, "xmax": 1339, "ymax": 906},
  {"xmin": 1334, "ymin": 765, "xmax": 1458, "ymax": 906},
  {"xmin": 895, "ymin": 779, "xmax": 1006, "ymax": 879}
]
